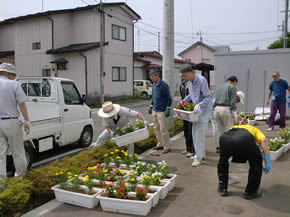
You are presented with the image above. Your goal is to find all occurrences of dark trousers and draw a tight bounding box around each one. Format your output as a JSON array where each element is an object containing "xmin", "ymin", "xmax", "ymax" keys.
[
  {"xmin": 183, "ymin": 120, "xmax": 194, "ymax": 153},
  {"xmin": 217, "ymin": 128, "xmax": 263, "ymax": 194},
  {"xmin": 269, "ymin": 103, "xmax": 286, "ymax": 129}
]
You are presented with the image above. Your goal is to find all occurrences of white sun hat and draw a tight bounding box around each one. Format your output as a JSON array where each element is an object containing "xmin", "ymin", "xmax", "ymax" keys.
[
  {"xmin": 237, "ymin": 91, "xmax": 245, "ymax": 104},
  {"xmin": 98, "ymin": 101, "xmax": 121, "ymax": 118},
  {"xmin": 0, "ymin": 63, "xmax": 17, "ymax": 76}
]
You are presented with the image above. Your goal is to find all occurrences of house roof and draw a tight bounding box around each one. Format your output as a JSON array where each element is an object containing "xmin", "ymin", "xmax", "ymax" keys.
[
  {"xmin": 178, "ymin": 41, "xmax": 230, "ymax": 56},
  {"xmin": 134, "ymin": 51, "xmax": 194, "ymax": 65},
  {"xmin": 46, "ymin": 42, "xmax": 109, "ymax": 54},
  {"xmin": 134, "ymin": 57, "xmax": 150, "ymax": 64},
  {"xmin": 143, "ymin": 64, "xmax": 162, "ymax": 68},
  {"xmin": 0, "ymin": 2, "xmax": 141, "ymax": 25},
  {"xmin": 50, "ymin": 58, "xmax": 68, "ymax": 64},
  {"xmin": 0, "ymin": 50, "xmax": 14, "ymax": 58}
]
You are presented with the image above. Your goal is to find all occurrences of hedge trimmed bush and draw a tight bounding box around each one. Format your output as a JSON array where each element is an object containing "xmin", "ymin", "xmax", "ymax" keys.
[{"xmin": 0, "ymin": 119, "xmax": 183, "ymax": 216}]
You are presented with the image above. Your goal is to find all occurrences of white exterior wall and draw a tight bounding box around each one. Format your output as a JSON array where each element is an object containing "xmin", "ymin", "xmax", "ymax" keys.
[
  {"xmin": 0, "ymin": 24, "xmax": 15, "ymax": 51},
  {"xmin": 215, "ymin": 49, "xmax": 290, "ymax": 116}
]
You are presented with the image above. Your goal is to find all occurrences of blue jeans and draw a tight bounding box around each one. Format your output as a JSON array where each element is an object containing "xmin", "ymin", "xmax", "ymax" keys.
[{"xmin": 192, "ymin": 112, "xmax": 210, "ymax": 162}]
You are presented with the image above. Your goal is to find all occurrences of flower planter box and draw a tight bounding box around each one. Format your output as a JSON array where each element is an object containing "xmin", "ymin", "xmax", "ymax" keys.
[
  {"xmin": 112, "ymin": 127, "xmax": 149, "ymax": 147},
  {"xmin": 135, "ymin": 184, "xmax": 161, "ymax": 207},
  {"xmin": 247, "ymin": 119, "xmax": 255, "ymax": 126},
  {"xmin": 270, "ymin": 146, "xmax": 284, "ymax": 161},
  {"xmin": 97, "ymin": 194, "xmax": 153, "ymax": 216},
  {"xmin": 163, "ymin": 173, "xmax": 177, "ymax": 192},
  {"xmin": 173, "ymin": 108, "xmax": 199, "ymax": 123},
  {"xmin": 51, "ymin": 184, "xmax": 100, "ymax": 209},
  {"xmin": 282, "ymin": 142, "xmax": 290, "ymax": 153},
  {"xmin": 138, "ymin": 180, "xmax": 169, "ymax": 200}
]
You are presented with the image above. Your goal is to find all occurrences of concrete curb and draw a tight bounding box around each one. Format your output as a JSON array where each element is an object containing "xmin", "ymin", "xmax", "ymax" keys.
[{"xmin": 21, "ymin": 199, "xmax": 63, "ymax": 217}]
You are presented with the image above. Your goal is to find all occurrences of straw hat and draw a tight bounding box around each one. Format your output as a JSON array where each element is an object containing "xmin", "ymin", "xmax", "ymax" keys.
[
  {"xmin": 237, "ymin": 91, "xmax": 245, "ymax": 104},
  {"xmin": 98, "ymin": 101, "xmax": 121, "ymax": 118},
  {"xmin": 0, "ymin": 63, "xmax": 17, "ymax": 76}
]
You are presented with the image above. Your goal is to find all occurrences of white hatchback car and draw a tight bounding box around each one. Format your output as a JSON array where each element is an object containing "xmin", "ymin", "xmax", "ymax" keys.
[{"xmin": 134, "ymin": 80, "xmax": 152, "ymax": 98}]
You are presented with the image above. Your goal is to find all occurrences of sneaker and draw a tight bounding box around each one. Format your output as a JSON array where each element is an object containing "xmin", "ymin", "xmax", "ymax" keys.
[
  {"xmin": 243, "ymin": 192, "xmax": 262, "ymax": 200},
  {"xmin": 190, "ymin": 155, "xmax": 206, "ymax": 160},
  {"xmin": 216, "ymin": 147, "xmax": 220, "ymax": 153},
  {"xmin": 217, "ymin": 188, "xmax": 228, "ymax": 197},
  {"xmin": 186, "ymin": 152, "xmax": 194, "ymax": 157},
  {"xmin": 181, "ymin": 150, "xmax": 187, "ymax": 155},
  {"xmin": 152, "ymin": 146, "xmax": 164, "ymax": 150},
  {"xmin": 266, "ymin": 128, "xmax": 274, "ymax": 132},
  {"xmin": 192, "ymin": 161, "xmax": 201, "ymax": 167},
  {"xmin": 162, "ymin": 148, "xmax": 171, "ymax": 154}
]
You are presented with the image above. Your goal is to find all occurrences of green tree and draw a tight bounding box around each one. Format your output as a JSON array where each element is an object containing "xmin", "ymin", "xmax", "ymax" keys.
[{"xmin": 268, "ymin": 33, "xmax": 290, "ymax": 49}]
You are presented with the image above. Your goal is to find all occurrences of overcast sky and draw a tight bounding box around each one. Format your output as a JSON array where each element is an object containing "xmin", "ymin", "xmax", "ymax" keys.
[{"xmin": 0, "ymin": 0, "xmax": 286, "ymax": 55}]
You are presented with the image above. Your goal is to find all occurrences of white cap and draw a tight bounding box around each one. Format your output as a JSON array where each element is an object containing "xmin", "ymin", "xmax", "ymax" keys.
[
  {"xmin": 0, "ymin": 63, "xmax": 17, "ymax": 76},
  {"xmin": 237, "ymin": 91, "xmax": 245, "ymax": 104}
]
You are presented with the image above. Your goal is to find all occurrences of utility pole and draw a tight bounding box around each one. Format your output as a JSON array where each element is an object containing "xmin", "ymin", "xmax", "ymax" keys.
[
  {"xmin": 198, "ymin": 30, "xmax": 203, "ymax": 62},
  {"xmin": 162, "ymin": 0, "xmax": 175, "ymax": 128},
  {"xmin": 99, "ymin": 0, "xmax": 105, "ymax": 104},
  {"xmin": 42, "ymin": 0, "xmax": 44, "ymax": 12},
  {"xmin": 284, "ymin": 0, "xmax": 289, "ymax": 48},
  {"xmin": 138, "ymin": 29, "xmax": 140, "ymax": 51},
  {"xmin": 158, "ymin": 32, "xmax": 161, "ymax": 53}
]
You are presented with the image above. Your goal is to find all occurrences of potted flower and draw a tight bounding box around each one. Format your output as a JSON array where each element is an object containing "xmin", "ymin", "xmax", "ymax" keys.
[
  {"xmin": 147, "ymin": 164, "xmax": 157, "ymax": 176},
  {"xmin": 134, "ymin": 162, "xmax": 147, "ymax": 176},
  {"xmin": 52, "ymin": 172, "xmax": 100, "ymax": 209},
  {"xmin": 239, "ymin": 117, "xmax": 248, "ymax": 125},
  {"xmin": 269, "ymin": 137, "xmax": 285, "ymax": 160},
  {"xmin": 138, "ymin": 174, "xmax": 160, "ymax": 207},
  {"xmin": 157, "ymin": 161, "xmax": 177, "ymax": 192},
  {"xmin": 247, "ymin": 114, "xmax": 255, "ymax": 126},
  {"xmin": 126, "ymin": 171, "xmax": 138, "ymax": 191},
  {"xmin": 97, "ymin": 182, "xmax": 153, "ymax": 216},
  {"xmin": 278, "ymin": 129, "xmax": 290, "ymax": 152},
  {"xmin": 150, "ymin": 172, "xmax": 170, "ymax": 200},
  {"xmin": 112, "ymin": 121, "xmax": 150, "ymax": 147},
  {"xmin": 174, "ymin": 101, "xmax": 199, "ymax": 122}
]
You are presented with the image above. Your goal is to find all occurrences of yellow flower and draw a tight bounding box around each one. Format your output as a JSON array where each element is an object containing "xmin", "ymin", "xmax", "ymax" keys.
[
  {"xmin": 121, "ymin": 150, "xmax": 125, "ymax": 152},
  {"xmin": 85, "ymin": 175, "xmax": 89, "ymax": 178},
  {"xmin": 103, "ymin": 169, "xmax": 108, "ymax": 173},
  {"xmin": 130, "ymin": 178, "xmax": 135, "ymax": 182},
  {"xmin": 119, "ymin": 170, "xmax": 124, "ymax": 175},
  {"xmin": 74, "ymin": 174, "xmax": 78, "ymax": 177},
  {"xmin": 130, "ymin": 169, "xmax": 134, "ymax": 172},
  {"xmin": 134, "ymin": 153, "xmax": 138, "ymax": 157},
  {"xmin": 104, "ymin": 153, "xmax": 108, "ymax": 157},
  {"xmin": 67, "ymin": 172, "xmax": 72, "ymax": 176},
  {"xmin": 79, "ymin": 177, "xmax": 82, "ymax": 180},
  {"xmin": 129, "ymin": 173, "xmax": 133, "ymax": 176},
  {"xmin": 55, "ymin": 172, "xmax": 59, "ymax": 176},
  {"xmin": 93, "ymin": 166, "xmax": 97, "ymax": 170},
  {"xmin": 129, "ymin": 154, "xmax": 132, "ymax": 157},
  {"xmin": 67, "ymin": 180, "xmax": 71, "ymax": 183},
  {"xmin": 124, "ymin": 153, "xmax": 128, "ymax": 156},
  {"xmin": 68, "ymin": 176, "xmax": 72, "ymax": 179},
  {"xmin": 60, "ymin": 171, "xmax": 63, "ymax": 175},
  {"xmin": 116, "ymin": 156, "xmax": 121, "ymax": 159},
  {"xmin": 110, "ymin": 152, "xmax": 114, "ymax": 155},
  {"xmin": 83, "ymin": 177, "xmax": 88, "ymax": 182},
  {"xmin": 115, "ymin": 149, "xmax": 119, "ymax": 152},
  {"xmin": 142, "ymin": 175, "xmax": 146, "ymax": 179}
]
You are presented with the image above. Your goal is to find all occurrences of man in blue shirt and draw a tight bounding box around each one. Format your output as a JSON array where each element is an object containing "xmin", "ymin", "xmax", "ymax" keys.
[
  {"xmin": 148, "ymin": 70, "xmax": 172, "ymax": 154},
  {"xmin": 266, "ymin": 71, "xmax": 290, "ymax": 131},
  {"xmin": 181, "ymin": 65, "xmax": 212, "ymax": 167}
]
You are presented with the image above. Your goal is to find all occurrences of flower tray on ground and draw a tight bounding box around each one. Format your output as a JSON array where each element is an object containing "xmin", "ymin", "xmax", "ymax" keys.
[
  {"xmin": 173, "ymin": 108, "xmax": 199, "ymax": 122},
  {"xmin": 112, "ymin": 127, "xmax": 149, "ymax": 147}
]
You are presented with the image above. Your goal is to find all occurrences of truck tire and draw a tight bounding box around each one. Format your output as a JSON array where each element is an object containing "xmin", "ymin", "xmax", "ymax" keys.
[
  {"xmin": 141, "ymin": 92, "xmax": 148, "ymax": 98},
  {"xmin": 24, "ymin": 143, "xmax": 34, "ymax": 169},
  {"xmin": 79, "ymin": 126, "xmax": 93, "ymax": 148}
]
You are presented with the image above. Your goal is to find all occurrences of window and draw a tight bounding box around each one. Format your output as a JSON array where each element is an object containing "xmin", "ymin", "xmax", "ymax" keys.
[
  {"xmin": 42, "ymin": 68, "xmax": 51, "ymax": 77},
  {"xmin": 21, "ymin": 79, "xmax": 51, "ymax": 97},
  {"xmin": 112, "ymin": 24, "xmax": 126, "ymax": 41},
  {"xmin": 185, "ymin": 58, "xmax": 192, "ymax": 62},
  {"xmin": 61, "ymin": 81, "xmax": 82, "ymax": 105},
  {"xmin": 32, "ymin": 42, "xmax": 41, "ymax": 50},
  {"xmin": 112, "ymin": 67, "xmax": 127, "ymax": 81},
  {"xmin": 134, "ymin": 81, "xmax": 143, "ymax": 86},
  {"xmin": 202, "ymin": 58, "xmax": 211, "ymax": 63},
  {"xmin": 146, "ymin": 81, "xmax": 152, "ymax": 87}
]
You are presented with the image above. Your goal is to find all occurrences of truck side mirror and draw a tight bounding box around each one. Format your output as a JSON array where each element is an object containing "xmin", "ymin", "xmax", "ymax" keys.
[{"xmin": 81, "ymin": 94, "xmax": 86, "ymax": 104}]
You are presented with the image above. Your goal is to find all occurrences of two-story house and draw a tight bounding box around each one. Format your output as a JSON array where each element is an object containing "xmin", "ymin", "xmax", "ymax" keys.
[
  {"xmin": 178, "ymin": 41, "xmax": 230, "ymax": 88},
  {"xmin": 0, "ymin": 3, "xmax": 140, "ymax": 99}
]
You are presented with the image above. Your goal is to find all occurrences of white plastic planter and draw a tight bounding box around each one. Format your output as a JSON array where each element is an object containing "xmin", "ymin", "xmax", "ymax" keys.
[
  {"xmin": 173, "ymin": 108, "xmax": 199, "ymax": 122},
  {"xmin": 163, "ymin": 173, "xmax": 177, "ymax": 192},
  {"xmin": 270, "ymin": 146, "xmax": 284, "ymax": 161},
  {"xmin": 112, "ymin": 127, "xmax": 149, "ymax": 147},
  {"xmin": 51, "ymin": 184, "xmax": 100, "ymax": 209},
  {"xmin": 97, "ymin": 194, "xmax": 153, "ymax": 216},
  {"xmin": 247, "ymin": 119, "xmax": 255, "ymax": 126},
  {"xmin": 136, "ymin": 184, "xmax": 161, "ymax": 207},
  {"xmin": 282, "ymin": 142, "xmax": 290, "ymax": 153}
]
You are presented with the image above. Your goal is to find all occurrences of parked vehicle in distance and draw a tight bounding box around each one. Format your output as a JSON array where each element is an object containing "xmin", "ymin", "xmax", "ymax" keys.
[
  {"xmin": 7, "ymin": 77, "xmax": 94, "ymax": 170},
  {"xmin": 134, "ymin": 80, "xmax": 152, "ymax": 98}
]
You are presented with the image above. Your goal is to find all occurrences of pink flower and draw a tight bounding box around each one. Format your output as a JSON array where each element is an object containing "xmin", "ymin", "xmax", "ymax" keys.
[
  {"xmin": 96, "ymin": 163, "xmax": 100, "ymax": 167},
  {"xmin": 84, "ymin": 171, "xmax": 88, "ymax": 175}
]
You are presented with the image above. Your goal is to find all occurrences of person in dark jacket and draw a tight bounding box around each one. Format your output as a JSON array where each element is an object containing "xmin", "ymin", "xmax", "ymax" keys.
[{"xmin": 179, "ymin": 81, "xmax": 195, "ymax": 157}]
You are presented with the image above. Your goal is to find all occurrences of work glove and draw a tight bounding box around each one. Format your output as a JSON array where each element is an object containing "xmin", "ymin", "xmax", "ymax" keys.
[
  {"xmin": 148, "ymin": 105, "xmax": 153, "ymax": 114},
  {"xmin": 24, "ymin": 121, "xmax": 31, "ymax": 135},
  {"xmin": 144, "ymin": 120, "xmax": 150, "ymax": 129},
  {"xmin": 263, "ymin": 154, "xmax": 271, "ymax": 173},
  {"xmin": 233, "ymin": 111, "xmax": 238, "ymax": 120},
  {"xmin": 193, "ymin": 104, "xmax": 201, "ymax": 114},
  {"xmin": 165, "ymin": 107, "xmax": 170, "ymax": 117}
]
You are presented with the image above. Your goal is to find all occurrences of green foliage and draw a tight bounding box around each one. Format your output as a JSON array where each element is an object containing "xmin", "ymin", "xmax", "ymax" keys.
[
  {"xmin": 268, "ymin": 33, "xmax": 290, "ymax": 49},
  {"xmin": 135, "ymin": 120, "xmax": 145, "ymax": 129},
  {"xmin": 277, "ymin": 129, "xmax": 290, "ymax": 144},
  {"xmin": 124, "ymin": 124, "xmax": 134, "ymax": 134},
  {"xmin": 269, "ymin": 137, "xmax": 284, "ymax": 151}
]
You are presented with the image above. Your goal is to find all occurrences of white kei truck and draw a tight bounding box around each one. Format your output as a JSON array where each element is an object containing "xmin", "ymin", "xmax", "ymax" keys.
[{"xmin": 7, "ymin": 77, "xmax": 94, "ymax": 170}]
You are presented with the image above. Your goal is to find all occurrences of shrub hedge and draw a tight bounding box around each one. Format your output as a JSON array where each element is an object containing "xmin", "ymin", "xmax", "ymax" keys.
[{"xmin": 0, "ymin": 119, "xmax": 183, "ymax": 217}]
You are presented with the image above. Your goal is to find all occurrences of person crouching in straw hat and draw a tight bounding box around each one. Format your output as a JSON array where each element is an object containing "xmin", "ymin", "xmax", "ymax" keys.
[{"xmin": 92, "ymin": 101, "xmax": 149, "ymax": 147}]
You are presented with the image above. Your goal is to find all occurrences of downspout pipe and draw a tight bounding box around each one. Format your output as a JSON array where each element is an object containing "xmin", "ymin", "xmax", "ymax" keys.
[
  {"xmin": 80, "ymin": 52, "xmax": 88, "ymax": 95},
  {"xmin": 46, "ymin": 17, "xmax": 54, "ymax": 49}
]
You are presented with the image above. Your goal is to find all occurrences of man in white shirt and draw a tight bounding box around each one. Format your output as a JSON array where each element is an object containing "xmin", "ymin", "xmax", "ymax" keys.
[
  {"xmin": 0, "ymin": 63, "xmax": 31, "ymax": 178},
  {"xmin": 93, "ymin": 101, "xmax": 149, "ymax": 147}
]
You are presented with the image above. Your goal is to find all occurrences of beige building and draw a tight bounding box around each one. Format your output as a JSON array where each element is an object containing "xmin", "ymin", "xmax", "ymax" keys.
[{"xmin": 0, "ymin": 3, "xmax": 140, "ymax": 99}]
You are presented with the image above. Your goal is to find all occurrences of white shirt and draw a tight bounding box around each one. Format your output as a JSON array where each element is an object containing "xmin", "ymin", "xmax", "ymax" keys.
[
  {"xmin": 0, "ymin": 76, "xmax": 27, "ymax": 118},
  {"xmin": 103, "ymin": 107, "xmax": 138, "ymax": 129}
]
